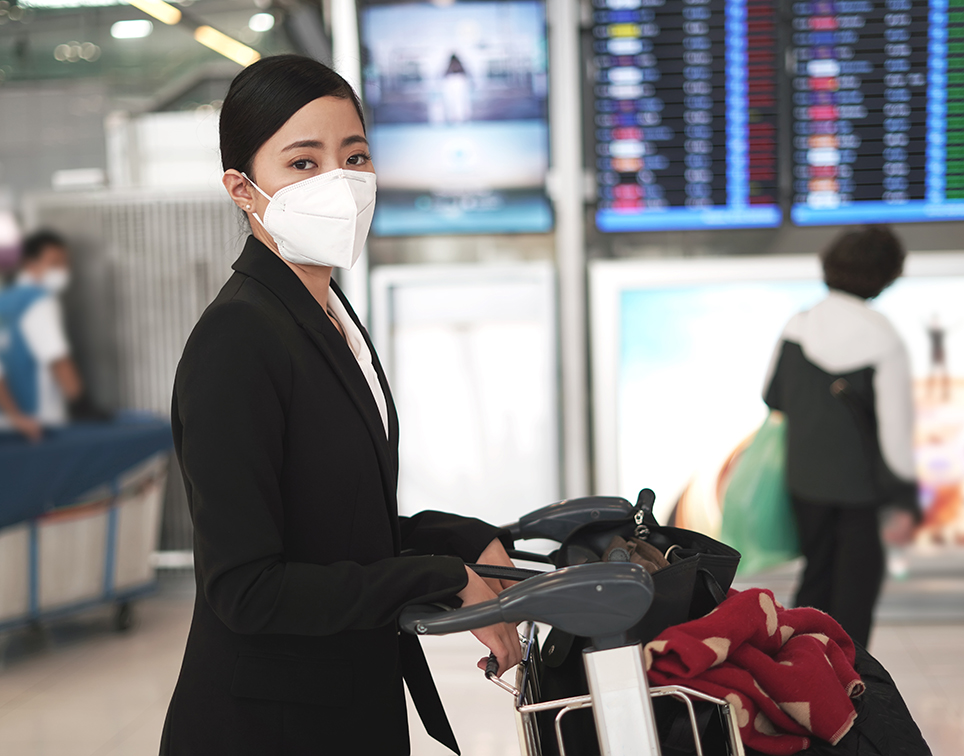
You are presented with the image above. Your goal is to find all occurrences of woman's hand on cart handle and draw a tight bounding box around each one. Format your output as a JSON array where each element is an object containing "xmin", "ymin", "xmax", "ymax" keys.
[
  {"xmin": 456, "ymin": 565, "xmax": 524, "ymax": 677},
  {"xmin": 477, "ymin": 538, "xmax": 519, "ymax": 594}
]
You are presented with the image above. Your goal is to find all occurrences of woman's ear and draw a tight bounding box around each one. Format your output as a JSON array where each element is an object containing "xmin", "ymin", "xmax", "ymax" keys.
[{"xmin": 223, "ymin": 169, "xmax": 255, "ymax": 211}]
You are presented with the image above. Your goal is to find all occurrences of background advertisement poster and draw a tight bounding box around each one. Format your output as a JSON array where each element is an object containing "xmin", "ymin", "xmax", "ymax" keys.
[{"xmin": 592, "ymin": 254, "xmax": 964, "ymax": 549}]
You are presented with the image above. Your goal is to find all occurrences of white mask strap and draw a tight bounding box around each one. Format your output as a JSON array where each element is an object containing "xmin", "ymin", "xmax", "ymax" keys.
[
  {"xmin": 240, "ymin": 172, "xmax": 273, "ymax": 202},
  {"xmin": 239, "ymin": 172, "xmax": 272, "ymax": 230}
]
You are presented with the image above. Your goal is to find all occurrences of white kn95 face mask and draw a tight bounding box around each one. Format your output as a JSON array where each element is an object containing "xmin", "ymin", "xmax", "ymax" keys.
[
  {"xmin": 242, "ymin": 169, "xmax": 376, "ymax": 270},
  {"xmin": 41, "ymin": 267, "xmax": 71, "ymax": 294}
]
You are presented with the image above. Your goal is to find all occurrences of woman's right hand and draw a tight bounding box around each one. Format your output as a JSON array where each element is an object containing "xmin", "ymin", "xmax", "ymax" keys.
[{"xmin": 456, "ymin": 565, "xmax": 523, "ymax": 678}]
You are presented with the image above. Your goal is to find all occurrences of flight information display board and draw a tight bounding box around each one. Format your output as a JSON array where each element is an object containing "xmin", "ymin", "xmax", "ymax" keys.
[
  {"xmin": 593, "ymin": 0, "xmax": 782, "ymax": 232},
  {"xmin": 791, "ymin": 0, "xmax": 964, "ymax": 224}
]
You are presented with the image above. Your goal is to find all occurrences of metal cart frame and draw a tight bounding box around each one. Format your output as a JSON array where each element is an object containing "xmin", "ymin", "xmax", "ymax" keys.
[
  {"xmin": 496, "ymin": 621, "xmax": 745, "ymax": 756},
  {"xmin": 0, "ymin": 452, "xmax": 169, "ymax": 636}
]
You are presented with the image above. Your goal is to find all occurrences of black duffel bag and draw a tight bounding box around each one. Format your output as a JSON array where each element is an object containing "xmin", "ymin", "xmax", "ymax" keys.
[{"xmin": 537, "ymin": 488, "xmax": 741, "ymax": 756}]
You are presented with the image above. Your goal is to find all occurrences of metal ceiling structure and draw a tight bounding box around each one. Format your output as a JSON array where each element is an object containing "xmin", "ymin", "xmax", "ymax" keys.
[{"xmin": 0, "ymin": 0, "xmax": 322, "ymax": 106}]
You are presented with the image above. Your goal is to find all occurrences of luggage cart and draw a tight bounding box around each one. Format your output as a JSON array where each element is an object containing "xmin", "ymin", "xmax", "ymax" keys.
[
  {"xmin": 0, "ymin": 418, "xmax": 173, "ymax": 636},
  {"xmin": 401, "ymin": 560, "xmax": 744, "ymax": 756},
  {"xmin": 505, "ymin": 496, "xmax": 742, "ymax": 756},
  {"xmin": 405, "ymin": 495, "xmax": 930, "ymax": 756}
]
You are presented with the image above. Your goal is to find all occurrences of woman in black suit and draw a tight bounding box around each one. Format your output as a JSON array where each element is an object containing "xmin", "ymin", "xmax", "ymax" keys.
[{"xmin": 160, "ymin": 55, "xmax": 523, "ymax": 756}]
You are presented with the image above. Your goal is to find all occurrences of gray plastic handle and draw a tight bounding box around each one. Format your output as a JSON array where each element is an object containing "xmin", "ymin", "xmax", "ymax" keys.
[
  {"xmin": 506, "ymin": 496, "xmax": 635, "ymax": 542},
  {"xmin": 399, "ymin": 562, "xmax": 654, "ymax": 642}
]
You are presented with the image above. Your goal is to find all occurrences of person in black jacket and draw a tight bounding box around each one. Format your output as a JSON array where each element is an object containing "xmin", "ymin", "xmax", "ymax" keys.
[
  {"xmin": 160, "ymin": 55, "xmax": 523, "ymax": 756},
  {"xmin": 763, "ymin": 226, "xmax": 921, "ymax": 648}
]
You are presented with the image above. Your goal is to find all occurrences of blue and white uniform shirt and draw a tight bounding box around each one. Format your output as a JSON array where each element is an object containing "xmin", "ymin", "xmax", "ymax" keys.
[{"xmin": 0, "ymin": 274, "xmax": 71, "ymax": 428}]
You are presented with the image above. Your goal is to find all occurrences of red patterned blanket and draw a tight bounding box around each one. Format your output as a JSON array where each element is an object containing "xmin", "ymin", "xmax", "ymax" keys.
[{"xmin": 645, "ymin": 588, "xmax": 864, "ymax": 755}]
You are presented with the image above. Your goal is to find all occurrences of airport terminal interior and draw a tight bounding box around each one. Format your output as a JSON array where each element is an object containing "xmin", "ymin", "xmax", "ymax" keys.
[{"xmin": 1, "ymin": 0, "xmax": 964, "ymax": 753}]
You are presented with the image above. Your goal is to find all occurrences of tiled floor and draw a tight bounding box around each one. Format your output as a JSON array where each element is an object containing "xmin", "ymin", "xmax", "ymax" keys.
[
  {"xmin": 0, "ymin": 575, "xmax": 960, "ymax": 756},
  {"xmin": 0, "ymin": 594, "xmax": 188, "ymax": 756}
]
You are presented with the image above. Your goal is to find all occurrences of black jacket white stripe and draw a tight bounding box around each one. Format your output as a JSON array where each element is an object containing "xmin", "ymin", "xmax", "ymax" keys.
[{"xmin": 763, "ymin": 290, "xmax": 919, "ymax": 514}]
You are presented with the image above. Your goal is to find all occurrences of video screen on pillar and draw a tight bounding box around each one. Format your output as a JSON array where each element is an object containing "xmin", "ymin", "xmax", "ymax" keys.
[
  {"xmin": 593, "ymin": 0, "xmax": 782, "ymax": 232},
  {"xmin": 791, "ymin": 0, "xmax": 964, "ymax": 225},
  {"xmin": 359, "ymin": 0, "xmax": 552, "ymax": 236}
]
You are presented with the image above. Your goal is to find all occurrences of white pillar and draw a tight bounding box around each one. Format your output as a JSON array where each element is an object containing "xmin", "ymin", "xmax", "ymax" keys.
[
  {"xmin": 331, "ymin": 0, "xmax": 370, "ymax": 323},
  {"xmin": 549, "ymin": 0, "xmax": 591, "ymax": 496}
]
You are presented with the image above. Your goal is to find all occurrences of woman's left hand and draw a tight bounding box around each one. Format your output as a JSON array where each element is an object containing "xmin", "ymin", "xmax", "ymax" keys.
[
  {"xmin": 477, "ymin": 538, "xmax": 517, "ymax": 594},
  {"xmin": 882, "ymin": 509, "xmax": 917, "ymax": 546}
]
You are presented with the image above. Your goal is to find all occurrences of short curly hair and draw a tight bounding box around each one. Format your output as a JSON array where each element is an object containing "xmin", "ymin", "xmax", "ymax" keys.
[{"xmin": 820, "ymin": 226, "xmax": 905, "ymax": 299}]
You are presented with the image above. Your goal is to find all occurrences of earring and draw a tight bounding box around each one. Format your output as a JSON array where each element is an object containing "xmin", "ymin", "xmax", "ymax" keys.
[{"xmin": 245, "ymin": 204, "xmax": 251, "ymax": 210}]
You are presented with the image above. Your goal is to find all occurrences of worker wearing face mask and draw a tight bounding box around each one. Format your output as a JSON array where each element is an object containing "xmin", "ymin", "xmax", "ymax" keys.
[{"xmin": 0, "ymin": 230, "xmax": 100, "ymax": 441}]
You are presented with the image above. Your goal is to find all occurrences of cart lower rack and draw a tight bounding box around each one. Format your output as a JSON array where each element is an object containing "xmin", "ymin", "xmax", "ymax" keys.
[
  {"xmin": 0, "ymin": 418, "xmax": 173, "ymax": 635},
  {"xmin": 506, "ymin": 621, "xmax": 743, "ymax": 756}
]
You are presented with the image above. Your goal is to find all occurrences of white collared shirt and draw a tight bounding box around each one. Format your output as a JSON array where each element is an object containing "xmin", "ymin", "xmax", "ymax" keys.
[{"xmin": 326, "ymin": 287, "xmax": 389, "ymax": 438}]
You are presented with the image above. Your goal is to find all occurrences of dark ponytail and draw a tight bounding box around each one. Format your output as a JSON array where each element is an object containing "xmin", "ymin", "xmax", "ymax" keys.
[{"xmin": 219, "ymin": 55, "xmax": 365, "ymax": 178}]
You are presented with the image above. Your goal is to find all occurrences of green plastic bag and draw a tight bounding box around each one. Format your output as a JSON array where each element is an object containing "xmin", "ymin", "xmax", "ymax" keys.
[{"xmin": 720, "ymin": 412, "xmax": 800, "ymax": 576}]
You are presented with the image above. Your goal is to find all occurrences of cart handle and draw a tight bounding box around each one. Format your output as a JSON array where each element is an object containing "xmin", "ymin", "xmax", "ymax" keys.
[
  {"xmin": 399, "ymin": 562, "xmax": 654, "ymax": 649},
  {"xmin": 466, "ymin": 563, "xmax": 546, "ymax": 582},
  {"xmin": 505, "ymin": 496, "xmax": 635, "ymax": 543}
]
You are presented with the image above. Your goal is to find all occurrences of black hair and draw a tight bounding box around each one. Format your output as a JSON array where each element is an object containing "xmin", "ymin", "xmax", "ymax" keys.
[
  {"xmin": 22, "ymin": 229, "xmax": 67, "ymax": 263},
  {"xmin": 446, "ymin": 54, "xmax": 466, "ymax": 75},
  {"xmin": 219, "ymin": 55, "xmax": 365, "ymax": 179},
  {"xmin": 820, "ymin": 225, "xmax": 906, "ymax": 299}
]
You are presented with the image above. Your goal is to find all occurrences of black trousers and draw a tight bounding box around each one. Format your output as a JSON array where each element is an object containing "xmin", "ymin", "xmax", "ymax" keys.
[{"xmin": 791, "ymin": 497, "xmax": 885, "ymax": 647}]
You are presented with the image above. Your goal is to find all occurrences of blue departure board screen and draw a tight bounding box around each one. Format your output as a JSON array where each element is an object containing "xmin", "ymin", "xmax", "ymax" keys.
[
  {"xmin": 593, "ymin": 0, "xmax": 782, "ymax": 232},
  {"xmin": 791, "ymin": 0, "xmax": 964, "ymax": 225}
]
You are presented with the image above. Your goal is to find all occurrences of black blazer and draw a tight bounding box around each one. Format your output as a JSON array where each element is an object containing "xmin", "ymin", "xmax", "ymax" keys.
[{"xmin": 160, "ymin": 236, "xmax": 509, "ymax": 756}]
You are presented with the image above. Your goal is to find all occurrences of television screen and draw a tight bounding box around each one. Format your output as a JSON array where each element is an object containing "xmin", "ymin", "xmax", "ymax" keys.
[
  {"xmin": 591, "ymin": 254, "xmax": 964, "ymax": 547},
  {"xmin": 593, "ymin": 0, "xmax": 782, "ymax": 232},
  {"xmin": 790, "ymin": 0, "xmax": 964, "ymax": 225},
  {"xmin": 360, "ymin": 0, "xmax": 552, "ymax": 235}
]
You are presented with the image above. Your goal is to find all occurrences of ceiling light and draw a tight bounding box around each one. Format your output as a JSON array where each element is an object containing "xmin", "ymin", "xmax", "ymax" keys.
[
  {"xmin": 53, "ymin": 40, "xmax": 100, "ymax": 62},
  {"xmin": 193, "ymin": 25, "xmax": 260, "ymax": 67},
  {"xmin": 80, "ymin": 41, "xmax": 100, "ymax": 60},
  {"xmin": 248, "ymin": 12, "xmax": 274, "ymax": 32},
  {"xmin": 111, "ymin": 19, "xmax": 153, "ymax": 38},
  {"xmin": 125, "ymin": 0, "xmax": 181, "ymax": 25}
]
